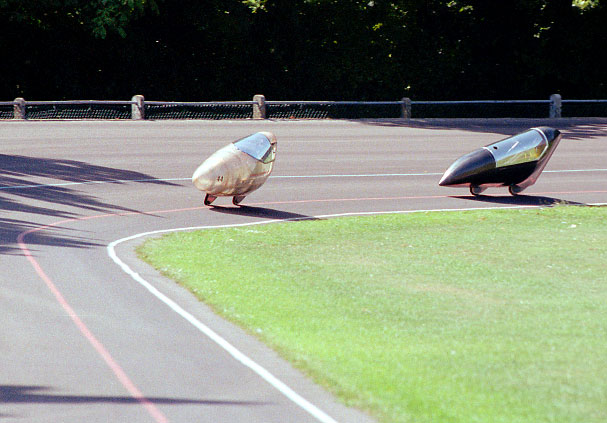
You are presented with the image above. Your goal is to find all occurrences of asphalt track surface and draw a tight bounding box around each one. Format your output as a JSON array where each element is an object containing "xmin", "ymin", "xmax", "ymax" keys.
[{"xmin": 2, "ymin": 119, "xmax": 607, "ymax": 422}]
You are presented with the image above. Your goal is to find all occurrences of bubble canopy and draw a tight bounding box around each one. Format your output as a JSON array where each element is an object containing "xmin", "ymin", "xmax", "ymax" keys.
[
  {"xmin": 233, "ymin": 132, "xmax": 275, "ymax": 163},
  {"xmin": 484, "ymin": 128, "xmax": 548, "ymax": 168}
]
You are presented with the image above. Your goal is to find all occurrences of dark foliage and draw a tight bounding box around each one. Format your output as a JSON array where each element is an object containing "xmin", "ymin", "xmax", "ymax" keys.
[{"xmin": 1, "ymin": 0, "xmax": 605, "ymax": 101}]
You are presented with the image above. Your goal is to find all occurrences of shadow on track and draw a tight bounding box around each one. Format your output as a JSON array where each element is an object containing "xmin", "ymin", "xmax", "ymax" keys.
[
  {"xmin": 451, "ymin": 194, "xmax": 586, "ymax": 206},
  {"xmin": 358, "ymin": 118, "xmax": 607, "ymax": 140},
  {"xmin": 209, "ymin": 205, "xmax": 317, "ymax": 221},
  {"xmin": 1, "ymin": 218, "xmax": 104, "ymax": 252},
  {"xmin": 0, "ymin": 155, "xmax": 180, "ymax": 255},
  {"xmin": 0, "ymin": 385, "xmax": 267, "ymax": 407}
]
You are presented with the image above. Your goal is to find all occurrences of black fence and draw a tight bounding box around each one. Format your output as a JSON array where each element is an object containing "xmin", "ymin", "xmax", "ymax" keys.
[
  {"xmin": 25, "ymin": 103, "xmax": 132, "ymax": 120},
  {"xmin": 265, "ymin": 101, "xmax": 404, "ymax": 119},
  {"xmin": 144, "ymin": 101, "xmax": 254, "ymax": 120},
  {"xmin": 0, "ymin": 103, "xmax": 12, "ymax": 119},
  {"xmin": 410, "ymin": 101, "xmax": 551, "ymax": 119},
  {"xmin": 560, "ymin": 100, "xmax": 607, "ymax": 118},
  {"xmin": 2, "ymin": 96, "xmax": 606, "ymax": 120}
]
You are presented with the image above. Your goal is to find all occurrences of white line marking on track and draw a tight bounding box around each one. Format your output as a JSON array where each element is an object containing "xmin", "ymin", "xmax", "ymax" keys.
[
  {"xmin": 272, "ymin": 173, "xmax": 442, "ymax": 178},
  {"xmin": 19, "ymin": 191, "xmax": 607, "ymax": 423},
  {"xmin": 2, "ymin": 168, "xmax": 607, "ymax": 190},
  {"xmin": 107, "ymin": 202, "xmax": 607, "ymax": 423},
  {"xmin": 18, "ymin": 225, "xmax": 169, "ymax": 423},
  {"xmin": 108, "ymin": 220, "xmax": 340, "ymax": 423},
  {"xmin": 0, "ymin": 178, "xmax": 188, "ymax": 190}
]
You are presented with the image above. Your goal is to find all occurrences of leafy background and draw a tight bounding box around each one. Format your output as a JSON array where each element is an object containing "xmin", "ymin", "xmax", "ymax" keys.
[{"xmin": 1, "ymin": 0, "xmax": 605, "ymax": 101}]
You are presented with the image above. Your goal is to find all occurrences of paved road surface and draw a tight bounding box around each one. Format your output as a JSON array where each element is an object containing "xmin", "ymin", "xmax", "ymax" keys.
[{"xmin": 2, "ymin": 119, "xmax": 606, "ymax": 422}]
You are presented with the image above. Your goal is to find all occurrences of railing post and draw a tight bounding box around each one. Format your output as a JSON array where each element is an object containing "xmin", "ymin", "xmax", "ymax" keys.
[
  {"xmin": 549, "ymin": 94, "xmax": 562, "ymax": 118},
  {"xmin": 401, "ymin": 97, "xmax": 412, "ymax": 119},
  {"xmin": 131, "ymin": 94, "xmax": 145, "ymax": 120},
  {"xmin": 253, "ymin": 94, "xmax": 266, "ymax": 119},
  {"xmin": 14, "ymin": 97, "xmax": 25, "ymax": 119}
]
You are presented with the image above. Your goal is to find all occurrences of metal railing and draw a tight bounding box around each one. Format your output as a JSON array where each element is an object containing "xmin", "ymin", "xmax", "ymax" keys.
[
  {"xmin": 2, "ymin": 94, "xmax": 607, "ymax": 120},
  {"xmin": 144, "ymin": 100, "xmax": 256, "ymax": 120},
  {"xmin": 264, "ymin": 100, "xmax": 407, "ymax": 119}
]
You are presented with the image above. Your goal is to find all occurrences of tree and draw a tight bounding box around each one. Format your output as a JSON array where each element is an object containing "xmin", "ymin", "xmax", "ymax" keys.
[
  {"xmin": 1, "ymin": 0, "xmax": 606, "ymax": 100},
  {"xmin": 0, "ymin": 0, "xmax": 158, "ymax": 38}
]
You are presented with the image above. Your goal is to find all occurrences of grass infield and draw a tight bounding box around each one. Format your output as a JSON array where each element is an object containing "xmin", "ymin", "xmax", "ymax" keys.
[{"xmin": 137, "ymin": 206, "xmax": 607, "ymax": 423}]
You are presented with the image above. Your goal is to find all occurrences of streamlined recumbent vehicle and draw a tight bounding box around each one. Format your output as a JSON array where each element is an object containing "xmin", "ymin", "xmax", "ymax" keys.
[
  {"xmin": 439, "ymin": 127, "xmax": 562, "ymax": 196},
  {"xmin": 192, "ymin": 132, "xmax": 277, "ymax": 206}
]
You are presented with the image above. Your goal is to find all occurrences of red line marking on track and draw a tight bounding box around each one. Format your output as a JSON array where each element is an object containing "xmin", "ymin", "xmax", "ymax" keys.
[
  {"xmin": 17, "ymin": 225, "xmax": 170, "ymax": 423},
  {"xmin": 15, "ymin": 188, "xmax": 607, "ymax": 422}
]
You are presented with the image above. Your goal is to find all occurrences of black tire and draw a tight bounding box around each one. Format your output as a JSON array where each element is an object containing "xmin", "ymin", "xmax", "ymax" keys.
[
  {"xmin": 470, "ymin": 186, "xmax": 485, "ymax": 196},
  {"xmin": 508, "ymin": 185, "xmax": 523, "ymax": 196},
  {"xmin": 204, "ymin": 194, "xmax": 216, "ymax": 205}
]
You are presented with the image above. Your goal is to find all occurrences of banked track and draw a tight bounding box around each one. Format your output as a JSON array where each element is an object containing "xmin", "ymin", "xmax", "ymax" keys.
[{"xmin": 2, "ymin": 119, "xmax": 607, "ymax": 422}]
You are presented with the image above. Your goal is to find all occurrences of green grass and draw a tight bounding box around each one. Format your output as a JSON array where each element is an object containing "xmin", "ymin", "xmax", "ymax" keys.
[{"xmin": 137, "ymin": 206, "xmax": 607, "ymax": 423}]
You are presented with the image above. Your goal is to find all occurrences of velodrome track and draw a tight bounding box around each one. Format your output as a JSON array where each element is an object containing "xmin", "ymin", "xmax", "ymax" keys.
[{"xmin": 2, "ymin": 119, "xmax": 606, "ymax": 422}]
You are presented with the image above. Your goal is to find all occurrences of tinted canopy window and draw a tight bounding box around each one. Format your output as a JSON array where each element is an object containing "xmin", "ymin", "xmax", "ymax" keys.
[
  {"xmin": 233, "ymin": 133, "xmax": 274, "ymax": 163},
  {"xmin": 485, "ymin": 129, "xmax": 548, "ymax": 168}
]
